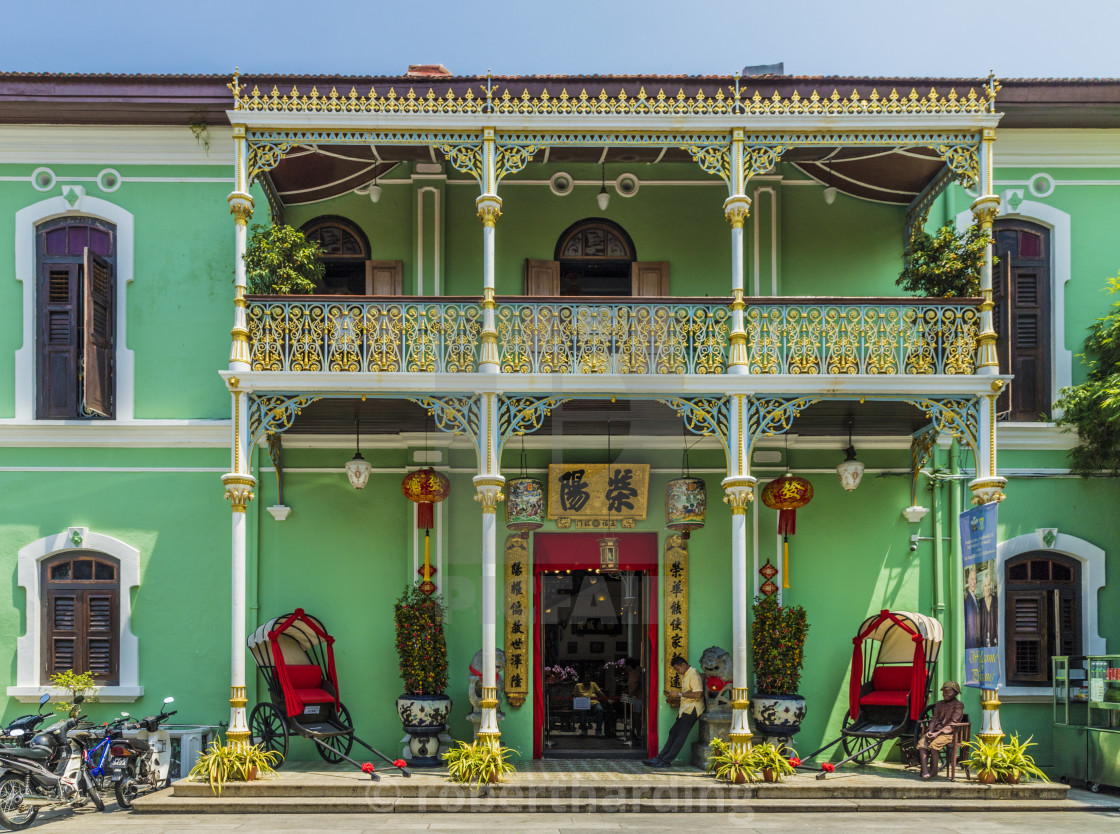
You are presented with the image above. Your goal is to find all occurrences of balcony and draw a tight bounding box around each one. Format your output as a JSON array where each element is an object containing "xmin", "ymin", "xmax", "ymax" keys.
[{"xmin": 245, "ymin": 296, "xmax": 979, "ymax": 377}]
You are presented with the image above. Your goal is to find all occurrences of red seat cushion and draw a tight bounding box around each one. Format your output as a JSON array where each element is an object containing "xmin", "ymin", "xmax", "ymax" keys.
[
  {"xmin": 294, "ymin": 687, "xmax": 334, "ymax": 704},
  {"xmin": 286, "ymin": 665, "xmax": 322, "ymax": 689},
  {"xmin": 859, "ymin": 666, "xmax": 912, "ymax": 706},
  {"xmin": 860, "ymin": 690, "xmax": 910, "ymax": 706}
]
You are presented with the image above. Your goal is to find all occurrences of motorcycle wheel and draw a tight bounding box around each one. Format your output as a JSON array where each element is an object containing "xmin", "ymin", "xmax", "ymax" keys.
[
  {"xmin": 0, "ymin": 773, "xmax": 39, "ymax": 830},
  {"xmin": 115, "ymin": 776, "xmax": 139, "ymax": 810}
]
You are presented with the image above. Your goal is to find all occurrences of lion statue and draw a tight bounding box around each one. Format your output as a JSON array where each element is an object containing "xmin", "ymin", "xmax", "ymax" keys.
[{"xmin": 699, "ymin": 645, "xmax": 733, "ymax": 713}]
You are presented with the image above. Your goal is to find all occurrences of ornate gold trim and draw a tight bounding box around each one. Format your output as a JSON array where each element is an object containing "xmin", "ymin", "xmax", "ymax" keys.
[
  {"xmin": 476, "ymin": 196, "xmax": 502, "ymax": 228},
  {"xmin": 503, "ymin": 535, "xmax": 530, "ymax": 708},
  {"xmin": 222, "ymin": 474, "xmax": 256, "ymax": 513},
  {"xmin": 663, "ymin": 535, "xmax": 689, "ymax": 702}
]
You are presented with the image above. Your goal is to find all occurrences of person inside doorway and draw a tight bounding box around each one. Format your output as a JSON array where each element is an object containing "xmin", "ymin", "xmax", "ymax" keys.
[
  {"xmin": 573, "ymin": 671, "xmax": 605, "ymax": 736},
  {"xmin": 644, "ymin": 655, "xmax": 704, "ymax": 767},
  {"xmin": 624, "ymin": 656, "xmax": 643, "ymax": 742}
]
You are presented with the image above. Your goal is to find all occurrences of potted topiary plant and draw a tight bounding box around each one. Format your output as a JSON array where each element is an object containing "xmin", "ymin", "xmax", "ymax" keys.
[
  {"xmin": 188, "ymin": 734, "xmax": 280, "ymax": 796},
  {"xmin": 394, "ymin": 584, "xmax": 451, "ymax": 767},
  {"xmin": 243, "ymin": 223, "xmax": 324, "ymax": 295},
  {"xmin": 896, "ymin": 223, "xmax": 993, "ymax": 298},
  {"xmin": 748, "ymin": 741, "xmax": 799, "ymax": 783},
  {"xmin": 750, "ymin": 595, "xmax": 810, "ymax": 742},
  {"xmin": 442, "ymin": 740, "xmax": 517, "ymax": 790},
  {"xmin": 963, "ymin": 737, "xmax": 1008, "ymax": 785}
]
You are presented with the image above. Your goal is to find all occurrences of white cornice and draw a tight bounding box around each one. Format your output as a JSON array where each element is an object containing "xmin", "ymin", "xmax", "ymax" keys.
[
  {"xmin": 0, "ymin": 419, "xmax": 230, "ymax": 447},
  {"xmin": 996, "ymin": 422, "xmax": 1078, "ymax": 450},
  {"xmin": 0, "ymin": 125, "xmax": 235, "ymax": 165},
  {"xmin": 995, "ymin": 129, "xmax": 1120, "ymax": 168}
]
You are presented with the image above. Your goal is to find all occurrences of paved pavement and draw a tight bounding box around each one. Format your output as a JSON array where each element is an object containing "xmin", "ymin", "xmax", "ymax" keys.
[{"xmin": 21, "ymin": 802, "xmax": 1120, "ymax": 833}]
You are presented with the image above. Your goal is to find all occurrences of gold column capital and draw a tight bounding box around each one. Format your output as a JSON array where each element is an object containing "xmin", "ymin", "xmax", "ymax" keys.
[
  {"xmin": 721, "ymin": 476, "xmax": 757, "ymax": 514},
  {"xmin": 970, "ymin": 194, "xmax": 1001, "ymax": 228},
  {"xmin": 476, "ymin": 195, "xmax": 503, "ymax": 228},
  {"xmin": 723, "ymin": 195, "xmax": 752, "ymax": 229},
  {"xmin": 473, "ymin": 476, "xmax": 506, "ymax": 513},
  {"xmin": 969, "ymin": 476, "xmax": 1007, "ymax": 505},
  {"xmin": 228, "ymin": 191, "xmax": 255, "ymax": 226},
  {"xmin": 222, "ymin": 473, "xmax": 257, "ymax": 513}
]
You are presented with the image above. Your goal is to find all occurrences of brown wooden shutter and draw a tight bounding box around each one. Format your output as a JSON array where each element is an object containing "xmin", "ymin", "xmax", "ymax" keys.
[
  {"xmin": 993, "ymin": 222, "xmax": 1051, "ymax": 421},
  {"xmin": 366, "ymin": 260, "xmax": 403, "ymax": 295},
  {"xmin": 81, "ymin": 248, "xmax": 114, "ymax": 418},
  {"xmin": 1007, "ymin": 590, "xmax": 1048, "ymax": 683},
  {"xmin": 631, "ymin": 262, "xmax": 669, "ymax": 297},
  {"xmin": 524, "ymin": 259, "xmax": 559, "ymax": 296},
  {"xmin": 45, "ymin": 590, "xmax": 78, "ymax": 675},
  {"xmin": 84, "ymin": 591, "xmax": 118, "ymax": 681},
  {"xmin": 38, "ymin": 263, "xmax": 80, "ymax": 418}
]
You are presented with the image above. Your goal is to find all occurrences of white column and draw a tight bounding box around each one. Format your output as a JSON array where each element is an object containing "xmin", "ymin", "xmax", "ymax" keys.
[
  {"xmin": 969, "ymin": 391, "xmax": 1007, "ymax": 505},
  {"xmin": 721, "ymin": 394, "xmax": 756, "ymax": 751},
  {"xmin": 222, "ymin": 124, "xmax": 256, "ymax": 747},
  {"xmin": 971, "ymin": 128, "xmax": 1000, "ymax": 375},
  {"xmin": 473, "ymin": 393, "xmax": 505, "ymax": 746},
  {"xmin": 477, "ymin": 129, "xmax": 501, "ymax": 374},
  {"xmin": 725, "ymin": 130, "xmax": 751, "ymax": 375}
]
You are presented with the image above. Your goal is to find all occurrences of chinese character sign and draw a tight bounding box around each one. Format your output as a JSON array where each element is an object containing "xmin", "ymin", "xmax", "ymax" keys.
[
  {"xmin": 960, "ymin": 502, "xmax": 1000, "ymax": 689},
  {"xmin": 663, "ymin": 535, "xmax": 688, "ymax": 704},
  {"xmin": 548, "ymin": 464, "xmax": 649, "ymax": 522},
  {"xmin": 503, "ymin": 535, "xmax": 530, "ymax": 707}
]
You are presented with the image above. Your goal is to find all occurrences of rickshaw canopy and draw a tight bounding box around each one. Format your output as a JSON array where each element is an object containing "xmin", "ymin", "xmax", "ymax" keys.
[{"xmin": 849, "ymin": 609, "xmax": 942, "ymax": 721}]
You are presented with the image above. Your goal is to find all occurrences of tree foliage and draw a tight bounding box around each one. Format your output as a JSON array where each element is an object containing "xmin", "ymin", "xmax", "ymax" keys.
[
  {"xmin": 896, "ymin": 223, "xmax": 993, "ymax": 298},
  {"xmin": 244, "ymin": 224, "xmax": 324, "ymax": 295},
  {"xmin": 394, "ymin": 584, "xmax": 448, "ymax": 695},
  {"xmin": 1053, "ymin": 275, "xmax": 1120, "ymax": 475},
  {"xmin": 750, "ymin": 595, "xmax": 810, "ymax": 695}
]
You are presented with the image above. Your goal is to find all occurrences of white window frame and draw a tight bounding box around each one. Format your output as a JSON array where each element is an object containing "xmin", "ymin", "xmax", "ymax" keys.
[
  {"xmin": 997, "ymin": 530, "xmax": 1106, "ymax": 701},
  {"xmin": 7, "ymin": 526, "xmax": 143, "ymax": 702},
  {"xmin": 13, "ymin": 194, "xmax": 135, "ymax": 422}
]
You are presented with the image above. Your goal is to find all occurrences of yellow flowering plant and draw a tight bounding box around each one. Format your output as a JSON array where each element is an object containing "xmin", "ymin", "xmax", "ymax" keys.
[{"xmin": 750, "ymin": 595, "xmax": 809, "ymax": 695}]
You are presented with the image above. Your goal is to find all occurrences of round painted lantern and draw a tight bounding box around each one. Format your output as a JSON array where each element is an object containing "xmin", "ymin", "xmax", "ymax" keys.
[
  {"xmin": 505, "ymin": 476, "xmax": 546, "ymax": 536},
  {"xmin": 760, "ymin": 473, "xmax": 813, "ymax": 535},
  {"xmin": 665, "ymin": 476, "xmax": 707, "ymax": 539},
  {"xmin": 401, "ymin": 468, "xmax": 451, "ymax": 530}
]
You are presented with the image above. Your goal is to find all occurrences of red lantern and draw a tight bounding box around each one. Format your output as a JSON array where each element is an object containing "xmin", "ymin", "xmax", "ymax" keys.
[
  {"xmin": 401, "ymin": 468, "xmax": 450, "ymax": 530},
  {"xmin": 760, "ymin": 474, "xmax": 813, "ymax": 589}
]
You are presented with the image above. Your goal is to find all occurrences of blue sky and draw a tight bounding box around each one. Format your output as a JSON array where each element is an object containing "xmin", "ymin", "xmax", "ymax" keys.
[{"xmin": 1, "ymin": 0, "xmax": 1115, "ymax": 78}]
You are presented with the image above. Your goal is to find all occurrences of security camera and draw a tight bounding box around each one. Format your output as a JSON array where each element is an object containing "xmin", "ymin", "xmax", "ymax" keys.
[{"xmin": 909, "ymin": 534, "xmax": 920, "ymax": 552}]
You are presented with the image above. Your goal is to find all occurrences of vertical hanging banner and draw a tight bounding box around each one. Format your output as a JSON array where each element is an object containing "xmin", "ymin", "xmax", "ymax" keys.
[
  {"xmin": 663, "ymin": 534, "xmax": 688, "ymax": 704},
  {"xmin": 960, "ymin": 502, "xmax": 1000, "ymax": 688},
  {"xmin": 503, "ymin": 535, "xmax": 530, "ymax": 707}
]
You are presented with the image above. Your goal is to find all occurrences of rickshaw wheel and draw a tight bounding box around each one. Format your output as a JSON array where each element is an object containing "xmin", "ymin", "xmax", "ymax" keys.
[
  {"xmin": 249, "ymin": 702, "xmax": 289, "ymax": 765},
  {"xmin": 840, "ymin": 713, "xmax": 880, "ymax": 765},
  {"xmin": 316, "ymin": 703, "xmax": 355, "ymax": 764}
]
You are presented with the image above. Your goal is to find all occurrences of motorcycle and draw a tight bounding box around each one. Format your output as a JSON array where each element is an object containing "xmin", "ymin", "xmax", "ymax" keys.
[
  {"xmin": 111, "ymin": 697, "xmax": 176, "ymax": 810},
  {"xmin": 0, "ymin": 695, "xmax": 52, "ymax": 743},
  {"xmin": 85, "ymin": 715, "xmax": 131, "ymax": 794},
  {"xmin": 0, "ymin": 695, "xmax": 105, "ymax": 830}
]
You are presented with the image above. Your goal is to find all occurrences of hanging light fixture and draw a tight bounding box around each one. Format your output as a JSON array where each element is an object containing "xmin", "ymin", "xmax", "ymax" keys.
[
  {"xmin": 823, "ymin": 157, "xmax": 838, "ymax": 205},
  {"xmin": 596, "ymin": 162, "xmax": 610, "ymax": 211},
  {"xmin": 345, "ymin": 406, "xmax": 372, "ymax": 490},
  {"xmin": 836, "ymin": 415, "xmax": 865, "ymax": 492},
  {"xmin": 665, "ymin": 438, "xmax": 706, "ymax": 540},
  {"xmin": 599, "ymin": 420, "xmax": 620, "ymax": 570},
  {"xmin": 368, "ymin": 175, "xmax": 382, "ymax": 203},
  {"xmin": 506, "ymin": 435, "xmax": 546, "ymax": 537}
]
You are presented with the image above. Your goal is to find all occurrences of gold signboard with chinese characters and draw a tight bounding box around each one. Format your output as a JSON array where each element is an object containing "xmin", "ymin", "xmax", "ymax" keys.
[
  {"xmin": 663, "ymin": 535, "xmax": 688, "ymax": 705},
  {"xmin": 547, "ymin": 463, "xmax": 649, "ymax": 528},
  {"xmin": 503, "ymin": 535, "xmax": 530, "ymax": 707}
]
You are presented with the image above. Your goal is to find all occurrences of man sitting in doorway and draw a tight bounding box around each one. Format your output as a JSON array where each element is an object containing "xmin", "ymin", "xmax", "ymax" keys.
[
  {"xmin": 918, "ymin": 681, "xmax": 965, "ymax": 779},
  {"xmin": 644, "ymin": 655, "xmax": 705, "ymax": 767},
  {"xmin": 573, "ymin": 671, "xmax": 606, "ymax": 736}
]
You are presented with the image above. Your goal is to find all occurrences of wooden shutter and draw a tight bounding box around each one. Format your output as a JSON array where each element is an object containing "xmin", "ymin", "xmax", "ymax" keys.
[
  {"xmin": 45, "ymin": 590, "xmax": 78, "ymax": 676},
  {"xmin": 1007, "ymin": 590, "xmax": 1048, "ymax": 683},
  {"xmin": 993, "ymin": 222, "xmax": 1050, "ymax": 421},
  {"xmin": 38, "ymin": 263, "xmax": 80, "ymax": 418},
  {"xmin": 365, "ymin": 260, "xmax": 403, "ymax": 295},
  {"xmin": 631, "ymin": 262, "xmax": 669, "ymax": 297},
  {"xmin": 84, "ymin": 591, "xmax": 118, "ymax": 681},
  {"xmin": 81, "ymin": 248, "xmax": 114, "ymax": 418},
  {"xmin": 524, "ymin": 259, "xmax": 559, "ymax": 296}
]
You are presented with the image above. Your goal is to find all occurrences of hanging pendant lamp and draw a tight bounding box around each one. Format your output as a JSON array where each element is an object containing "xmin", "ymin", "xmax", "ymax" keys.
[
  {"xmin": 506, "ymin": 435, "xmax": 545, "ymax": 537},
  {"xmin": 345, "ymin": 407, "xmax": 372, "ymax": 490},
  {"xmin": 666, "ymin": 440, "xmax": 706, "ymax": 540},
  {"xmin": 836, "ymin": 415, "xmax": 865, "ymax": 492},
  {"xmin": 596, "ymin": 162, "xmax": 610, "ymax": 211}
]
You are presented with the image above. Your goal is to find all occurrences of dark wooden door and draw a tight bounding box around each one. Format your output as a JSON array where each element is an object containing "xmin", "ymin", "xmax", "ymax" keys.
[{"xmin": 993, "ymin": 221, "xmax": 1051, "ymax": 421}]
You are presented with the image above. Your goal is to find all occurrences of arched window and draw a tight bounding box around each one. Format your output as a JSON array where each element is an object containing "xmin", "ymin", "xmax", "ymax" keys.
[
  {"xmin": 41, "ymin": 551, "xmax": 120, "ymax": 685},
  {"xmin": 299, "ymin": 216, "xmax": 402, "ymax": 295},
  {"xmin": 524, "ymin": 219, "xmax": 666, "ymax": 297},
  {"xmin": 36, "ymin": 217, "xmax": 116, "ymax": 419},
  {"xmin": 1005, "ymin": 551, "xmax": 1080, "ymax": 686},
  {"xmin": 994, "ymin": 220, "xmax": 1051, "ymax": 421}
]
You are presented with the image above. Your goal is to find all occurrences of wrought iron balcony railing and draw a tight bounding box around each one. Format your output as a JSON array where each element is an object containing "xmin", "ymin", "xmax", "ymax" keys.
[{"xmin": 245, "ymin": 296, "xmax": 979, "ymax": 376}]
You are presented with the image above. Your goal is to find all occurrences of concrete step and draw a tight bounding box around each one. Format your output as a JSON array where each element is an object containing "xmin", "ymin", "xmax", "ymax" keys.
[
  {"xmin": 131, "ymin": 793, "xmax": 1113, "ymax": 815},
  {"xmin": 166, "ymin": 777, "xmax": 1068, "ymax": 801}
]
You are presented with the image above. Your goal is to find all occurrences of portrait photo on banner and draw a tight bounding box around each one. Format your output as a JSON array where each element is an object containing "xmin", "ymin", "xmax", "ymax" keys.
[{"xmin": 960, "ymin": 502, "xmax": 1000, "ymax": 689}]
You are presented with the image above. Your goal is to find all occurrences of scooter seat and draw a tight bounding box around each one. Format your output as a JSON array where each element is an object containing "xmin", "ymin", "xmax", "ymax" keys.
[
  {"xmin": 126, "ymin": 738, "xmax": 150, "ymax": 752},
  {"xmin": 7, "ymin": 746, "xmax": 51, "ymax": 760}
]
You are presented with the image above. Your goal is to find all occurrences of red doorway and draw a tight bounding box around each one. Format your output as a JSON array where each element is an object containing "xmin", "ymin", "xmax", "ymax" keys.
[{"xmin": 532, "ymin": 532, "xmax": 659, "ymax": 759}]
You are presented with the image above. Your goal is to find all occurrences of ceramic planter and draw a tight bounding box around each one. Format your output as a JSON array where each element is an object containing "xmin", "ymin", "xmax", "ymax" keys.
[
  {"xmin": 397, "ymin": 693, "xmax": 453, "ymax": 767},
  {"xmin": 751, "ymin": 694, "xmax": 806, "ymax": 737},
  {"xmin": 762, "ymin": 767, "xmax": 777, "ymax": 783},
  {"xmin": 976, "ymin": 771, "xmax": 998, "ymax": 784}
]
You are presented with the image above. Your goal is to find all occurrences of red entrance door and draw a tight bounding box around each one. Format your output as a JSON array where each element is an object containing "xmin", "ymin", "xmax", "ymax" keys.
[{"xmin": 532, "ymin": 532, "xmax": 659, "ymax": 758}]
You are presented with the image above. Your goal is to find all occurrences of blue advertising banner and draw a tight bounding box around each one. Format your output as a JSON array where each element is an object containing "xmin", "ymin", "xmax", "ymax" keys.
[{"xmin": 960, "ymin": 502, "xmax": 1000, "ymax": 688}]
